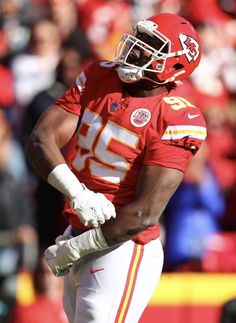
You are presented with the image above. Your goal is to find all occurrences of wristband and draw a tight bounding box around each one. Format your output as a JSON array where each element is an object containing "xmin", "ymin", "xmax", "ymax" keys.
[{"xmin": 47, "ymin": 163, "xmax": 84, "ymax": 199}]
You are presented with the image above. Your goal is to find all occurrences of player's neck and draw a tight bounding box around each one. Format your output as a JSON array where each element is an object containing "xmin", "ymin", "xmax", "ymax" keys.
[{"xmin": 123, "ymin": 80, "xmax": 168, "ymax": 98}]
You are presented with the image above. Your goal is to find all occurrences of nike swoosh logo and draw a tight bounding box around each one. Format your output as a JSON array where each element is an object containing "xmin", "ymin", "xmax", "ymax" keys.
[
  {"xmin": 90, "ymin": 267, "xmax": 104, "ymax": 274},
  {"xmin": 188, "ymin": 113, "xmax": 200, "ymax": 119}
]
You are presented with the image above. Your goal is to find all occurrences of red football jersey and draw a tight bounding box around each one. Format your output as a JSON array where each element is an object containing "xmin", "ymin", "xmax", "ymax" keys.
[{"xmin": 55, "ymin": 60, "xmax": 207, "ymax": 243}]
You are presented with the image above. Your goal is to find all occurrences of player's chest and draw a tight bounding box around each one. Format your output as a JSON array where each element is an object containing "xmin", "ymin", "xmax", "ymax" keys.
[
  {"xmin": 76, "ymin": 92, "xmax": 162, "ymax": 169},
  {"xmin": 83, "ymin": 91, "xmax": 160, "ymax": 134}
]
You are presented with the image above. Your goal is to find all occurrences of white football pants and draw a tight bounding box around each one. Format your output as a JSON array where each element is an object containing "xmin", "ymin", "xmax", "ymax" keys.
[{"xmin": 63, "ymin": 238, "xmax": 163, "ymax": 323}]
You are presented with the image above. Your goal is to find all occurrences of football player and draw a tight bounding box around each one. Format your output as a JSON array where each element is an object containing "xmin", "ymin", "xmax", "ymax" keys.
[{"xmin": 26, "ymin": 13, "xmax": 207, "ymax": 323}]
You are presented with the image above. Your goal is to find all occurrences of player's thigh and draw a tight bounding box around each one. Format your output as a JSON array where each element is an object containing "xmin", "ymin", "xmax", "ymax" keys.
[
  {"xmin": 73, "ymin": 239, "xmax": 163, "ymax": 323},
  {"xmin": 124, "ymin": 238, "xmax": 164, "ymax": 322},
  {"xmin": 63, "ymin": 272, "xmax": 77, "ymax": 323}
]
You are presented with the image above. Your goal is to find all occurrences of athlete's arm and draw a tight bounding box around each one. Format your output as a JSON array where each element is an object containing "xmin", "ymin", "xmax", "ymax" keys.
[
  {"xmin": 26, "ymin": 104, "xmax": 78, "ymax": 180},
  {"xmin": 44, "ymin": 163, "xmax": 184, "ymax": 276},
  {"xmin": 26, "ymin": 105, "xmax": 116, "ymax": 227},
  {"xmin": 102, "ymin": 164, "xmax": 184, "ymax": 245}
]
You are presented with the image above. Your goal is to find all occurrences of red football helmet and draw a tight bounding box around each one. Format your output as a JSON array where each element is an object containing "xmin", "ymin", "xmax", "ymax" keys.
[{"xmin": 115, "ymin": 13, "xmax": 201, "ymax": 84}]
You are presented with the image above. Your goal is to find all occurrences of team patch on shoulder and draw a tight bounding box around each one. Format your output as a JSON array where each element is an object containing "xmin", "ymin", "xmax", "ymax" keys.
[{"xmin": 130, "ymin": 108, "xmax": 151, "ymax": 127}]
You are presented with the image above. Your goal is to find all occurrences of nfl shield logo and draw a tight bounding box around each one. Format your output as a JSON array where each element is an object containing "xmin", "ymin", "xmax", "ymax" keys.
[{"xmin": 109, "ymin": 102, "xmax": 120, "ymax": 112}]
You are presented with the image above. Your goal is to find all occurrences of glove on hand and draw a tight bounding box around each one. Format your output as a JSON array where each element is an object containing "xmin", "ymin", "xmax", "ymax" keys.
[
  {"xmin": 44, "ymin": 226, "xmax": 80, "ymax": 277},
  {"xmin": 71, "ymin": 185, "xmax": 116, "ymax": 227},
  {"xmin": 44, "ymin": 225, "xmax": 108, "ymax": 277},
  {"xmin": 44, "ymin": 240, "xmax": 80, "ymax": 277}
]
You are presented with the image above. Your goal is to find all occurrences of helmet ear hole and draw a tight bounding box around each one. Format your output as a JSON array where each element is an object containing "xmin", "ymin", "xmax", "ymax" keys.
[{"xmin": 173, "ymin": 63, "xmax": 184, "ymax": 70}]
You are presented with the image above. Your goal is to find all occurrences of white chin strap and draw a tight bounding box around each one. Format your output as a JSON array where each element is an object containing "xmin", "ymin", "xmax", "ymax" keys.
[
  {"xmin": 117, "ymin": 66, "xmax": 143, "ymax": 83},
  {"xmin": 117, "ymin": 65, "xmax": 185, "ymax": 85}
]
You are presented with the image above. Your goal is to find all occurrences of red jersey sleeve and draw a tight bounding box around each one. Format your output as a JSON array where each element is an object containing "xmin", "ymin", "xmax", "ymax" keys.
[
  {"xmin": 55, "ymin": 85, "xmax": 82, "ymax": 116},
  {"xmin": 54, "ymin": 60, "xmax": 97, "ymax": 116},
  {"xmin": 144, "ymin": 139, "xmax": 193, "ymax": 172},
  {"xmin": 144, "ymin": 94, "xmax": 207, "ymax": 172}
]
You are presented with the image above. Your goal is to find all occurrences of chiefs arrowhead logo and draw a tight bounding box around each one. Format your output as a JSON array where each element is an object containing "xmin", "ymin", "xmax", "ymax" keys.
[{"xmin": 179, "ymin": 34, "xmax": 200, "ymax": 62}]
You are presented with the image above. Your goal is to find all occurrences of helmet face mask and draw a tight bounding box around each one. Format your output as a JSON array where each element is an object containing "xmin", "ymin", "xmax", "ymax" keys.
[
  {"xmin": 115, "ymin": 13, "xmax": 201, "ymax": 85},
  {"xmin": 116, "ymin": 31, "xmax": 169, "ymax": 74}
]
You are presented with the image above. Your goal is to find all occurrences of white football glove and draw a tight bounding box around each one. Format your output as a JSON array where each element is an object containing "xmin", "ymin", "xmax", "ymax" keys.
[
  {"xmin": 44, "ymin": 240, "xmax": 80, "ymax": 277},
  {"xmin": 44, "ymin": 225, "xmax": 108, "ymax": 277},
  {"xmin": 47, "ymin": 164, "xmax": 116, "ymax": 228},
  {"xmin": 44, "ymin": 225, "xmax": 80, "ymax": 277},
  {"xmin": 71, "ymin": 185, "xmax": 116, "ymax": 227}
]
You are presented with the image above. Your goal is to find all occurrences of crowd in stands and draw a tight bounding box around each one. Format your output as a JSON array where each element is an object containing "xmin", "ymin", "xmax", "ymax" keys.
[{"xmin": 0, "ymin": 0, "xmax": 236, "ymax": 322}]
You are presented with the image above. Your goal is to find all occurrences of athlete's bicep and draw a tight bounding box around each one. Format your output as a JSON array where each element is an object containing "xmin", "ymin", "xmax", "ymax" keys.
[
  {"xmin": 26, "ymin": 104, "xmax": 79, "ymax": 179},
  {"xmin": 135, "ymin": 164, "xmax": 184, "ymax": 212},
  {"xmin": 31, "ymin": 104, "xmax": 79, "ymax": 148}
]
